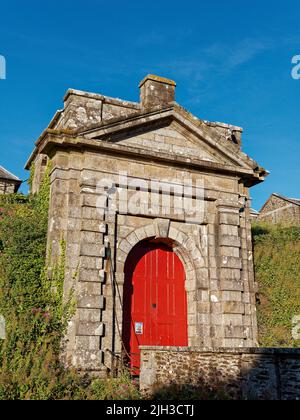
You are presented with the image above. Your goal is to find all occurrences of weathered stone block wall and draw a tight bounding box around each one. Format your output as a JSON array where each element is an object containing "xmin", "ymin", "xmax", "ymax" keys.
[
  {"xmin": 117, "ymin": 122, "xmax": 229, "ymax": 164},
  {"xmin": 26, "ymin": 73, "xmax": 269, "ymax": 375},
  {"xmin": 0, "ymin": 180, "xmax": 18, "ymax": 194},
  {"xmin": 44, "ymin": 137, "xmax": 258, "ymax": 374},
  {"xmin": 140, "ymin": 75, "xmax": 176, "ymax": 110},
  {"xmin": 140, "ymin": 347, "xmax": 300, "ymax": 400},
  {"xmin": 259, "ymin": 195, "xmax": 300, "ymax": 225},
  {"xmin": 57, "ymin": 90, "xmax": 140, "ymax": 131},
  {"xmin": 31, "ymin": 154, "xmax": 48, "ymax": 194}
]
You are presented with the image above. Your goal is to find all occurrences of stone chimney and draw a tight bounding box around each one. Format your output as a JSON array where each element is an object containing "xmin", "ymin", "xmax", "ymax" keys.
[{"xmin": 139, "ymin": 74, "xmax": 176, "ymax": 110}]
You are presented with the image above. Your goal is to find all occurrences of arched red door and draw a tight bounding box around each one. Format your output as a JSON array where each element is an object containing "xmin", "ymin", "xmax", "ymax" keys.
[{"xmin": 122, "ymin": 241, "xmax": 188, "ymax": 373}]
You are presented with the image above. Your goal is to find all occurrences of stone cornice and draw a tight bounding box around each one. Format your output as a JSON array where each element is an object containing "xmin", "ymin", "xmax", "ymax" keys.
[
  {"xmin": 79, "ymin": 106, "xmax": 264, "ymax": 173},
  {"xmin": 29, "ymin": 132, "xmax": 266, "ymax": 186},
  {"xmin": 25, "ymin": 104, "xmax": 269, "ymax": 187}
]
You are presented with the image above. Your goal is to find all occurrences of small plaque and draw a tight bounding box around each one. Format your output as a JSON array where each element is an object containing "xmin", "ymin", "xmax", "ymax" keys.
[
  {"xmin": 0, "ymin": 315, "xmax": 5, "ymax": 340},
  {"xmin": 135, "ymin": 322, "xmax": 143, "ymax": 335}
]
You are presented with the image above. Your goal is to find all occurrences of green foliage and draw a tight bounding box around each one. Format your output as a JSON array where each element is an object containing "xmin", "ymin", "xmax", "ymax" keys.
[
  {"xmin": 1, "ymin": 170, "xmax": 299, "ymax": 400},
  {"xmin": 28, "ymin": 163, "xmax": 35, "ymax": 192},
  {"xmin": 0, "ymin": 166, "xmax": 140, "ymax": 400},
  {"xmin": 0, "ymin": 165, "xmax": 76, "ymax": 399},
  {"xmin": 31, "ymin": 161, "xmax": 51, "ymax": 223},
  {"xmin": 253, "ymin": 223, "xmax": 300, "ymax": 347},
  {"xmin": 90, "ymin": 371, "xmax": 141, "ymax": 400}
]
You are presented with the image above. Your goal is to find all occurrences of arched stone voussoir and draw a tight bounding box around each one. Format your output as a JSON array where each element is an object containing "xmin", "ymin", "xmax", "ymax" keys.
[
  {"xmin": 116, "ymin": 248, "xmax": 127, "ymax": 264},
  {"xmin": 126, "ymin": 231, "xmax": 140, "ymax": 247},
  {"xmin": 117, "ymin": 223, "xmax": 205, "ymax": 283},
  {"xmin": 121, "ymin": 223, "xmax": 156, "ymax": 253}
]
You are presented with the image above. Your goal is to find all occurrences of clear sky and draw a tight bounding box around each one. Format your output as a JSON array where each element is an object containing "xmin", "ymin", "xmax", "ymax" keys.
[{"xmin": 0, "ymin": 0, "xmax": 299, "ymax": 210}]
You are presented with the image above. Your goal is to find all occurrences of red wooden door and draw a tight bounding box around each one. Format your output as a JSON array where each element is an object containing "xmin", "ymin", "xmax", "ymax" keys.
[{"xmin": 122, "ymin": 242, "xmax": 188, "ymax": 373}]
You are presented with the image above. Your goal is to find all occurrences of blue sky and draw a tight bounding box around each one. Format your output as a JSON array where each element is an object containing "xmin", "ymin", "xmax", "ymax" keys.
[{"xmin": 0, "ymin": 0, "xmax": 299, "ymax": 210}]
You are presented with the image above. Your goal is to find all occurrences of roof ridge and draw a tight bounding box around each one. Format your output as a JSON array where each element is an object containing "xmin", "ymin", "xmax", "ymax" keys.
[
  {"xmin": 273, "ymin": 193, "xmax": 300, "ymax": 206},
  {"xmin": 63, "ymin": 89, "xmax": 140, "ymax": 109},
  {"xmin": 0, "ymin": 165, "xmax": 21, "ymax": 181}
]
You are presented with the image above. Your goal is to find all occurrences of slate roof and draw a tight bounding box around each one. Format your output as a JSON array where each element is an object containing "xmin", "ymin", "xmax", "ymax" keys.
[
  {"xmin": 0, "ymin": 166, "xmax": 21, "ymax": 182},
  {"xmin": 273, "ymin": 193, "xmax": 300, "ymax": 207}
]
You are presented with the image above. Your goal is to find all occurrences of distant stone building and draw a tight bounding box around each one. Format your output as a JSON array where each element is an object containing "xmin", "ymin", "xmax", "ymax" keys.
[
  {"xmin": 249, "ymin": 208, "xmax": 260, "ymax": 222},
  {"xmin": 258, "ymin": 193, "xmax": 300, "ymax": 225},
  {"xmin": 0, "ymin": 166, "xmax": 21, "ymax": 195},
  {"xmin": 26, "ymin": 75, "xmax": 267, "ymax": 376}
]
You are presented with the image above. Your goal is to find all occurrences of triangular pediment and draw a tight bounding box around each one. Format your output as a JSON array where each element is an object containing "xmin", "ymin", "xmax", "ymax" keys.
[
  {"xmin": 81, "ymin": 107, "xmax": 261, "ymax": 172},
  {"xmin": 114, "ymin": 121, "xmax": 227, "ymax": 165}
]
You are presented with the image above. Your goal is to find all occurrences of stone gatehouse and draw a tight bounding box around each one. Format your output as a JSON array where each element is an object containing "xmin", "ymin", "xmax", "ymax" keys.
[{"xmin": 26, "ymin": 75, "xmax": 267, "ymax": 376}]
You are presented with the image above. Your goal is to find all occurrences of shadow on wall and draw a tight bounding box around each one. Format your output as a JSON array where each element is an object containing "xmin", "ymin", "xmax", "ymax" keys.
[
  {"xmin": 149, "ymin": 376, "xmax": 275, "ymax": 401},
  {"xmin": 150, "ymin": 381, "xmax": 239, "ymax": 401},
  {"xmin": 140, "ymin": 347, "xmax": 300, "ymax": 401}
]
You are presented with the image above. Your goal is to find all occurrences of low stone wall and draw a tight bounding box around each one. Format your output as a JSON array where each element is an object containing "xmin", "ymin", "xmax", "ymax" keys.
[{"xmin": 140, "ymin": 347, "xmax": 300, "ymax": 400}]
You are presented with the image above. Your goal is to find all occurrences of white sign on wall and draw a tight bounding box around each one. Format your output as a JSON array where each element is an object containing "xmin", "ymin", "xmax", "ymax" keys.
[
  {"xmin": 0, "ymin": 315, "xmax": 6, "ymax": 340},
  {"xmin": 292, "ymin": 316, "xmax": 300, "ymax": 340}
]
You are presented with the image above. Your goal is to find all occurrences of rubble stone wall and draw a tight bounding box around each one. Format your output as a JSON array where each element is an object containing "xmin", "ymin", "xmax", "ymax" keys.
[{"xmin": 140, "ymin": 347, "xmax": 300, "ymax": 400}]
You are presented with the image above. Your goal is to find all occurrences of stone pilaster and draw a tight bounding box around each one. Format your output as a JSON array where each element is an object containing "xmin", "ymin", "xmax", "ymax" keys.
[
  {"xmin": 239, "ymin": 189, "xmax": 259, "ymax": 347},
  {"xmin": 216, "ymin": 203, "xmax": 245, "ymax": 347},
  {"xmin": 74, "ymin": 183, "xmax": 109, "ymax": 373}
]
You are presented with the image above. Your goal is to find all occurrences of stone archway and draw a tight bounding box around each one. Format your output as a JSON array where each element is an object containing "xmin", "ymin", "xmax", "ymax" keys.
[
  {"xmin": 114, "ymin": 219, "xmax": 208, "ymax": 352},
  {"xmin": 122, "ymin": 238, "xmax": 188, "ymax": 372}
]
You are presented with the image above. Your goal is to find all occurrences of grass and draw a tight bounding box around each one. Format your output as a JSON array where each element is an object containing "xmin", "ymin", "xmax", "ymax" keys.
[{"xmin": 253, "ymin": 223, "xmax": 300, "ymax": 347}]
